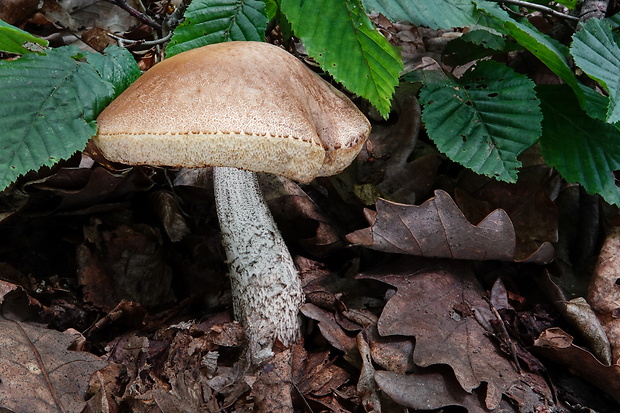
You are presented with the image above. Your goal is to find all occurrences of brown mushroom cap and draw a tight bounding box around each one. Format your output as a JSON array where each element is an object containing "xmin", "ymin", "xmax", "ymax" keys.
[{"xmin": 94, "ymin": 41, "xmax": 371, "ymax": 183}]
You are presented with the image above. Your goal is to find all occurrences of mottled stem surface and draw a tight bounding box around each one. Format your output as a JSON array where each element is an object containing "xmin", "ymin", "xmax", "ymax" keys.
[{"xmin": 213, "ymin": 167, "xmax": 304, "ymax": 364}]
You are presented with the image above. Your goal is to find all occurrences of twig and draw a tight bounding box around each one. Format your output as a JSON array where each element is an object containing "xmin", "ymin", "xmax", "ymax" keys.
[
  {"xmin": 490, "ymin": 0, "xmax": 580, "ymax": 21},
  {"xmin": 107, "ymin": 0, "xmax": 162, "ymax": 31},
  {"xmin": 162, "ymin": 0, "xmax": 192, "ymax": 35},
  {"xmin": 108, "ymin": 31, "xmax": 173, "ymax": 48}
]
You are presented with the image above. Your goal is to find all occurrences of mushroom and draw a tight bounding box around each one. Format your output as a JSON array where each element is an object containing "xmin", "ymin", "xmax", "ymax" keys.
[{"xmin": 93, "ymin": 41, "xmax": 371, "ymax": 364}]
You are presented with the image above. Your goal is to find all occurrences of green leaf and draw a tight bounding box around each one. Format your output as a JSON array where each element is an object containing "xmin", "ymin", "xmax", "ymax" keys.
[
  {"xmin": 281, "ymin": 0, "xmax": 402, "ymax": 118},
  {"xmin": 538, "ymin": 85, "xmax": 620, "ymax": 206},
  {"xmin": 476, "ymin": 4, "xmax": 580, "ymax": 90},
  {"xmin": 419, "ymin": 61, "xmax": 542, "ymax": 182},
  {"xmin": 555, "ymin": 0, "xmax": 577, "ymax": 10},
  {"xmin": 362, "ymin": 0, "xmax": 483, "ymax": 29},
  {"xmin": 0, "ymin": 46, "xmax": 115, "ymax": 190},
  {"xmin": 475, "ymin": 4, "xmax": 612, "ymax": 121},
  {"xmin": 0, "ymin": 19, "xmax": 48, "ymax": 54},
  {"xmin": 443, "ymin": 29, "xmax": 521, "ymax": 66},
  {"xmin": 166, "ymin": 0, "xmax": 268, "ymax": 57},
  {"xmin": 86, "ymin": 45, "xmax": 141, "ymax": 97},
  {"xmin": 571, "ymin": 18, "xmax": 620, "ymax": 123}
]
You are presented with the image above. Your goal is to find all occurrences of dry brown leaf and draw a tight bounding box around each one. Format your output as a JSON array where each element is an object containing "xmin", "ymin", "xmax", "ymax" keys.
[
  {"xmin": 357, "ymin": 333, "xmax": 382, "ymax": 412},
  {"xmin": 252, "ymin": 348, "xmax": 294, "ymax": 412},
  {"xmin": 0, "ymin": 319, "xmax": 107, "ymax": 413},
  {"xmin": 347, "ymin": 190, "xmax": 554, "ymax": 263},
  {"xmin": 533, "ymin": 327, "xmax": 620, "ymax": 404},
  {"xmin": 292, "ymin": 346, "xmax": 352, "ymax": 412},
  {"xmin": 259, "ymin": 174, "xmax": 344, "ymax": 256},
  {"xmin": 588, "ymin": 226, "xmax": 620, "ymax": 364},
  {"xmin": 374, "ymin": 368, "xmax": 491, "ymax": 413},
  {"xmin": 360, "ymin": 258, "xmax": 526, "ymax": 410},
  {"xmin": 563, "ymin": 297, "xmax": 612, "ymax": 365},
  {"xmin": 300, "ymin": 303, "xmax": 357, "ymax": 355}
]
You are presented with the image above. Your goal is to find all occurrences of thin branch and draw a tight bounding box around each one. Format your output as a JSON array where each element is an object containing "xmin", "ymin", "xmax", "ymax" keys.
[
  {"xmin": 162, "ymin": 0, "xmax": 192, "ymax": 35},
  {"xmin": 108, "ymin": 31, "xmax": 173, "ymax": 48},
  {"xmin": 107, "ymin": 0, "xmax": 162, "ymax": 31},
  {"xmin": 490, "ymin": 0, "xmax": 580, "ymax": 21}
]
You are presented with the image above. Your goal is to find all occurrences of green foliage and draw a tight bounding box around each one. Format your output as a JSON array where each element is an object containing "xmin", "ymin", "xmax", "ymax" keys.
[
  {"xmin": 280, "ymin": 0, "xmax": 402, "ymax": 118},
  {"xmin": 362, "ymin": 0, "xmax": 483, "ymax": 29},
  {"xmin": 0, "ymin": 46, "xmax": 138, "ymax": 190},
  {"xmin": 0, "ymin": 19, "xmax": 48, "ymax": 54},
  {"xmin": 571, "ymin": 18, "xmax": 620, "ymax": 123},
  {"xmin": 85, "ymin": 46, "xmax": 141, "ymax": 97},
  {"xmin": 539, "ymin": 85, "xmax": 620, "ymax": 205},
  {"xmin": 419, "ymin": 61, "xmax": 542, "ymax": 182},
  {"xmin": 166, "ymin": 0, "xmax": 268, "ymax": 57}
]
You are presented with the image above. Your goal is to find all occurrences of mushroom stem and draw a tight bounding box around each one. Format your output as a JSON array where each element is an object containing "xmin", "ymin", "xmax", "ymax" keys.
[{"xmin": 213, "ymin": 166, "xmax": 304, "ymax": 363}]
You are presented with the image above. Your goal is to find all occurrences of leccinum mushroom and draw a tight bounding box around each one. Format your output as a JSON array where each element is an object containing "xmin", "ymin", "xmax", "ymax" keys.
[{"xmin": 94, "ymin": 41, "xmax": 371, "ymax": 363}]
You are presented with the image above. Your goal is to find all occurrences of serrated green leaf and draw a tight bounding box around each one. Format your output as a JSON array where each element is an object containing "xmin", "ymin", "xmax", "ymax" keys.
[
  {"xmin": 281, "ymin": 0, "xmax": 402, "ymax": 118},
  {"xmin": 166, "ymin": 0, "xmax": 268, "ymax": 57},
  {"xmin": 538, "ymin": 85, "xmax": 620, "ymax": 205},
  {"xmin": 475, "ymin": 3, "xmax": 612, "ymax": 122},
  {"xmin": 0, "ymin": 46, "xmax": 115, "ymax": 190},
  {"xmin": 571, "ymin": 18, "xmax": 620, "ymax": 123},
  {"xmin": 362, "ymin": 0, "xmax": 483, "ymax": 29},
  {"xmin": 86, "ymin": 45, "xmax": 141, "ymax": 97},
  {"xmin": 419, "ymin": 61, "xmax": 542, "ymax": 182},
  {"xmin": 0, "ymin": 19, "xmax": 48, "ymax": 54},
  {"xmin": 476, "ymin": 4, "xmax": 580, "ymax": 89}
]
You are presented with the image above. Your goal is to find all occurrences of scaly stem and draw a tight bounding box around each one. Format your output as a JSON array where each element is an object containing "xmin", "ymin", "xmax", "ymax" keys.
[{"xmin": 213, "ymin": 167, "xmax": 304, "ymax": 364}]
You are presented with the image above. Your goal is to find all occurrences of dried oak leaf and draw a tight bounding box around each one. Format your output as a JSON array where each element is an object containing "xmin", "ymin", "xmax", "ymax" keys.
[
  {"xmin": 588, "ymin": 226, "xmax": 620, "ymax": 364},
  {"xmin": 0, "ymin": 319, "xmax": 107, "ymax": 413},
  {"xmin": 533, "ymin": 327, "xmax": 620, "ymax": 404},
  {"xmin": 360, "ymin": 258, "xmax": 523, "ymax": 410},
  {"xmin": 347, "ymin": 189, "xmax": 554, "ymax": 263}
]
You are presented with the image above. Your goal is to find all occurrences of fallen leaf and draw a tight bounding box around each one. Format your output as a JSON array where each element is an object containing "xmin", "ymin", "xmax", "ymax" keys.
[
  {"xmin": 533, "ymin": 327, "xmax": 620, "ymax": 404},
  {"xmin": 360, "ymin": 257, "xmax": 526, "ymax": 409},
  {"xmin": 0, "ymin": 318, "xmax": 107, "ymax": 413},
  {"xmin": 347, "ymin": 190, "xmax": 554, "ymax": 263},
  {"xmin": 588, "ymin": 226, "xmax": 620, "ymax": 364},
  {"xmin": 260, "ymin": 174, "xmax": 344, "ymax": 256},
  {"xmin": 374, "ymin": 368, "xmax": 490, "ymax": 413},
  {"xmin": 356, "ymin": 333, "xmax": 382, "ymax": 412},
  {"xmin": 292, "ymin": 345, "xmax": 352, "ymax": 412}
]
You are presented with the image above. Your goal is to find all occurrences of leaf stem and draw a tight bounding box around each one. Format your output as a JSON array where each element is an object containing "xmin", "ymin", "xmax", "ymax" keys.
[{"xmin": 490, "ymin": 0, "xmax": 580, "ymax": 21}]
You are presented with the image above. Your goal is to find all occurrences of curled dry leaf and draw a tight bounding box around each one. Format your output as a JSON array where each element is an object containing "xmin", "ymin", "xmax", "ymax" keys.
[
  {"xmin": 347, "ymin": 189, "xmax": 554, "ymax": 263},
  {"xmin": 359, "ymin": 257, "xmax": 529, "ymax": 410},
  {"xmin": 374, "ymin": 368, "xmax": 490, "ymax": 413},
  {"xmin": 533, "ymin": 327, "xmax": 620, "ymax": 404},
  {"xmin": 564, "ymin": 297, "xmax": 612, "ymax": 365},
  {"xmin": 588, "ymin": 226, "xmax": 620, "ymax": 364},
  {"xmin": 259, "ymin": 174, "xmax": 344, "ymax": 256},
  {"xmin": 357, "ymin": 333, "xmax": 382, "ymax": 413},
  {"xmin": 0, "ymin": 319, "xmax": 107, "ymax": 413}
]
